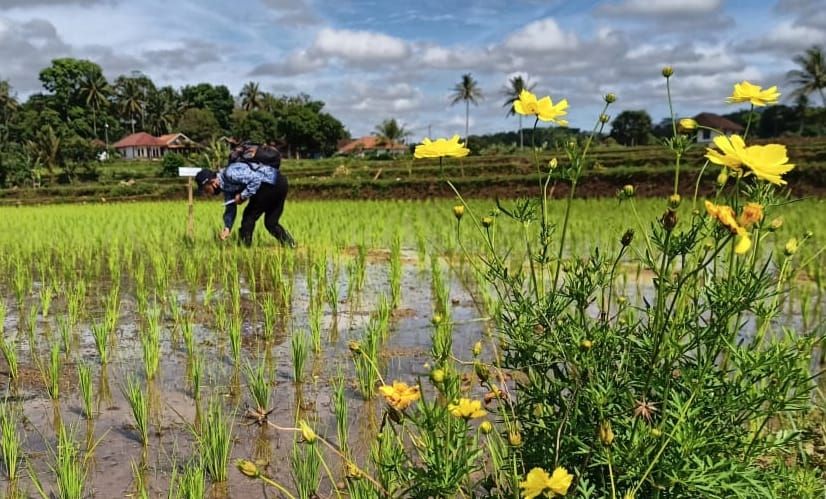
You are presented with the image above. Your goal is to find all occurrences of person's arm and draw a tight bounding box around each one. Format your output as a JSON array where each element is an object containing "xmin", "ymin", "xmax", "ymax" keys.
[{"xmin": 221, "ymin": 191, "xmax": 236, "ymax": 239}]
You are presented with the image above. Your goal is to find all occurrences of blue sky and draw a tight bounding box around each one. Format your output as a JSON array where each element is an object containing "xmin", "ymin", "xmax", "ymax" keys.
[{"xmin": 0, "ymin": 0, "xmax": 823, "ymax": 140}]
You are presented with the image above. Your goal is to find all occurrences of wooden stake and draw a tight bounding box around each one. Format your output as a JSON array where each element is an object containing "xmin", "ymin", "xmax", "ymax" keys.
[{"xmin": 187, "ymin": 176, "xmax": 194, "ymax": 240}]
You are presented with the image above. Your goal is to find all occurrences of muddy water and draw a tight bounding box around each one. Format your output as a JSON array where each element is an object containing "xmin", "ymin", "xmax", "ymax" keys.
[{"xmin": 1, "ymin": 255, "xmax": 491, "ymax": 498}]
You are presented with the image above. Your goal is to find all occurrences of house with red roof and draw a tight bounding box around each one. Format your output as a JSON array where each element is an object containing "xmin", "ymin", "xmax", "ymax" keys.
[
  {"xmin": 691, "ymin": 113, "xmax": 745, "ymax": 143},
  {"xmin": 113, "ymin": 132, "xmax": 198, "ymax": 159},
  {"xmin": 336, "ymin": 136, "xmax": 407, "ymax": 157}
]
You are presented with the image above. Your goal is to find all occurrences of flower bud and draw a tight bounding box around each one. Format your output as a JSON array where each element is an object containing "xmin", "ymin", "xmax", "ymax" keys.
[
  {"xmin": 678, "ymin": 118, "xmax": 697, "ymax": 131},
  {"xmin": 580, "ymin": 339, "xmax": 593, "ymax": 350},
  {"xmin": 347, "ymin": 340, "xmax": 361, "ymax": 354},
  {"xmin": 661, "ymin": 66, "xmax": 673, "ymax": 78},
  {"xmin": 661, "ymin": 209, "xmax": 678, "ymax": 231},
  {"xmin": 622, "ymin": 184, "xmax": 635, "ymax": 197},
  {"xmin": 432, "ymin": 313, "xmax": 443, "ymax": 325},
  {"xmin": 237, "ymin": 459, "xmax": 259, "ymax": 478},
  {"xmin": 481, "ymin": 216, "xmax": 494, "ymax": 228},
  {"xmin": 668, "ymin": 194, "xmax": 681, "ymax": 209},
  {"xmin": 480, "ymin": 421, "xmax": 493, "ymax": 434},
  {"xmin": 430, "ymin": 368, "xmax": 445, "ymax": 384},
  {"xmin": 453, "ymin": 205, "xmax": 464, "ymax": 220},
  {"xmin": 548, "ymin": 157, "xmax": 558, "ymax": 170},
  {"xmin": 345, "ymin": 462, "xmax": 363, "ymax": 480},
  {"xmin": 474, "ymin": 361, "xmax": 490, "ymax": 383},
  {"xmin": 650, "ymin": 428, "xmax": 663, "ymax": 438},
  {"xmin": 508, "ymin": 431, "xmax": 523, "ymax": 447},
  {"xmin": 472, "ymin": 341, "xmax": 482, "ymax": 357},
  {"xmin": 784, "ymin": 238, "xmax": 798, "ymax": 256},
  {"xmin": 604, "ymin": 93, "xmax": 617, "ymax": 104},
  {"xmin": 769, "ymin": 217, "xmax": 783, "ymax": 232},
  {"xmin": 599, "ymin": 420, "xmax": 615, "ymax": 446},
  {"xmin": 299, "ymin": 420, "xmax": 317, "ymax": 443},
  {"xmin": 716, "ymin": 169, "xmax": 729, "ymax": 186},
  {"xmin": 599, "ymin": 113, "xmax": 610, "ymax": 124},
  {"xmin": 621, "ymin": 229, "xmax": 634, "ymax": 247}
]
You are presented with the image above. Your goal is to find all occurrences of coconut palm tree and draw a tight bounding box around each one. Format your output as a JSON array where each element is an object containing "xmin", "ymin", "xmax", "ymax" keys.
[
  {"xmin": 81, "ymin": 72, "xmax": 110, "ymax": 139},
  {"xmin": 240, "ymin": 81, "xmax": 262, "ymax": 111},
  {"xmin": 373, "ymin": 118, "xmax": 411, "ymax": 145},
  {"xmin": 450, "ymin": 73, "xmax": 483, "ymax": 141},
  {"xmin": 502, "ymin": 75, "xmax": 535, "ymax": 149},
  {"xmin": 787, "ymin": 45, "xmax": 826, "ymax": 107},
  {"xmin": 115, "ymin": 78, "xmax": 144, "ymax": 134}
]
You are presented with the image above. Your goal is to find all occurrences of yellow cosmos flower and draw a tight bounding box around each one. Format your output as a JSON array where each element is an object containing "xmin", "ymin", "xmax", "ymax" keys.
[
  {"xmin": 378, "ymin": 381, "xmax": 421, "ymax": 411},
  {"xmin": 520, "ymin": 467, "xmax": 573, "ymax": 498},
  {"xmin": 448, "ymin": 398, "xmax": 487, "ymax": 419},
  {"xmin": 414, "ymin": 135, "xmax": 469, "ymax": 159},
  {"xmin": 734, "ymin": 233, "xmax": 752, "ymax": 254},
  {"xmin": 705, "ymin": 201, "xmax": 753, "ymax": 255},
  {"xmin": 726, "ymin": 81, "xmax": 780, "ymax": 107},
  {"xmin": 738, "ymin": 202, "xmax": 764, "ymax": 228},
  {"xmin": 740, "ymin": 143, "xmax": 795, "ymax": 185},
  {"xmin": 513, "ymin": 89, "xmax": 569, "ymax": 125},
  {"xmin": 705, "ymin": 135, "xmax": 794, "ymax": 185},
  {"xmin": 678, "ymin": 118, "xmax": 697, "ymax": 131}
]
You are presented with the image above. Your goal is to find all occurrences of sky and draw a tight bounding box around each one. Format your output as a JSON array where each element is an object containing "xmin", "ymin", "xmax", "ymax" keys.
[{"xmin": 0, "ymin": 0, "xmax": 824, "ymax": 140}]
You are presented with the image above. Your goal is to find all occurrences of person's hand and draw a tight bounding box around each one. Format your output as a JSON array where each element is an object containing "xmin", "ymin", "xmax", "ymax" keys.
[
  {"xmin": 219, "ymin": 227, "xmax": 231, "ymax": 240},
  {"xmin": 235, "ymin": 194, "xmax": 246, "ymax": 206}
]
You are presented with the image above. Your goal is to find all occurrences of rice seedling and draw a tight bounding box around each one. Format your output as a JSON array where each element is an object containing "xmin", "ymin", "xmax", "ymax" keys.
[
  {"xmin": 51, "ymin": 424, "xmax": 88, "ymax": 499},
  {"xmin": 130, "ymin": 459, "xmax": 149, "ymax": 499},
  {"xmin": 0, "ymin": 334, "xmax": 18, "ymax": 382},
  {"xmin": 331, "ymin": 371, "xmax": 349, "ymax": 455},
  {"xmin": 0, "ymin": 402, "xmax": 21, "ymax": 481},
  {"xmin": 189, "ymin": 348, "xmax": 202, "ymax": 401},
  {"xmin": 39, "ymin": 285, "xmax": 53, "ymax": 318},
  {"xmin": 244, "ymin": 357, "xmax": 273, "ymax": 423},
  {"xmin": 291, "ymin": 330, "xmax": 308, "ymax": 383},
  {"xmin": 291, "ymin": 432, "xmax": 320, "ymax": 499},
  {"xmin": 228, "ymin": 315, "xmax": 242, "ymax": 366},
  {"xmin": 261, "ymin": 293, "xmax": 278, "ymax": 340},
  {"xmin": 390, "ymin": 232, "xmax": 402, "ymax": 308},
  {"xmin": 77, "ymin": 362, "xmax": 94, "ymax": 420},
  {"xmin": 181, "ymin": 313, "xmax": 195, "ymax": 358},
  {"xmin": 351, "ymin": 330, "xmax": 381, "ymax": 399},
  {"xmin": 326, "ymin": 276, "xmax": 340, "ymax": 318},
  {"xmin": 196, "ymin": 397, "xmax": 233, "ymax": 483},
  {"xmin": 122, "ymin": 376, "xmax": 149, "ymax": 446},
  {"xmin": 66, "ymin": 280, "xmax": 86, "ymax": 327},
  {"xmin": 90, "ymin": 321, "xmax": 109, "ymax": 365},
  {"xmin": 43, "ymin": 343, "xmax": 61, "ymax": 400},
  {"xmin": 56, "ymin": 316, "xmax": 72, "ymax": 355},
  {"xmin": 141, "ymin": 324, "xmax": 161, "ymax": 380},
  {"xmin": 168, "ymin": 458, "xmax": 206, "ymax": 499},
  {"xmin": 308, "ymin": 299, "xmax": 322, "ymax": 353}
]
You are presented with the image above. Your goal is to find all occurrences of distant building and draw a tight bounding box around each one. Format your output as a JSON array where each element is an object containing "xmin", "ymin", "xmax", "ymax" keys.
[
  {"xmin": 336, "ymin": 136, "xmax": 407, "ymax": 157},
  {"xmin": 113, "ymin": 132, "xmax": 199, "ymax": 159},
  {"xmin": 692, "ymin": 113, "xmax": 745, "ymax": 143}
]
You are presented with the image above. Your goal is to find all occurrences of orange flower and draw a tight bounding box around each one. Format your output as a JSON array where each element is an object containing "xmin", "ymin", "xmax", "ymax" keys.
[
  {"xmin": 738, "ymin": 202, "xmax": 764, "ymax": 228},
  {"xmin": 379, "ymin": 381, "xmax": 420, "ymax": 411}
]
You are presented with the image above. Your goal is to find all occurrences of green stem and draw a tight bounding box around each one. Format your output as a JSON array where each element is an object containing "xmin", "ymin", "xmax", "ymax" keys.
[{"xmin": 743, "ymin": 104, "xmax": 754, "ymax": 139}]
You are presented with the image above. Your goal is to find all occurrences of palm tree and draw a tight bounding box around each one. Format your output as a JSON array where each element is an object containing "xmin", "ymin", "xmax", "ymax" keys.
[
  {"xmin": 502, "ymin": 75, "xmax": 535, "ymax": 149},
  {"xmin": 450, "ymin": 73, "xmax": 483, "ymax": 141},
  {"xmin": 81, "ymin": 72, "xmax": 110, "ymax": 139},
  {"xmin": 0, "ymin": 81, "xmax": 18, "ymax": 132},
  {"xmin": 787, "ymin": 45, "xmax": 826, "ymax": 107},
  {"xmin": 27, "ymin": 125, "xmax": 61, "ymax": 182},
  {"xmin": 240, "ymin": 81, "xmax": 262, "ymax": 111},
  {"xmin": 115, "ymin": 78, "xmax": 145, "ymax": 134},
  {"xmin": 373, "ymin": 118, "xmax": 411, "ymax": 145}
]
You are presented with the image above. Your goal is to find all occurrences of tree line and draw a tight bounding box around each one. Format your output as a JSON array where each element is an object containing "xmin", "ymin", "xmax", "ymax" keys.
[{"xmin": 0, "ymin": 58, "xmax": 349, "ymax": 187}]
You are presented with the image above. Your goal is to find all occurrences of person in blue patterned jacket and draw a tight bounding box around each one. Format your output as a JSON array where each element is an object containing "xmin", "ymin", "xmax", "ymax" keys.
[{"xmin": 195, "ymin": 158, "xmax": 295, "ymax": 247}]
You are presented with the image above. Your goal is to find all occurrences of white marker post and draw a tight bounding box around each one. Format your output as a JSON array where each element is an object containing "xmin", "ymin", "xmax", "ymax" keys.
[{"xmin": 178, "ymin": 167, "xmax": 201, "ymax": 240}]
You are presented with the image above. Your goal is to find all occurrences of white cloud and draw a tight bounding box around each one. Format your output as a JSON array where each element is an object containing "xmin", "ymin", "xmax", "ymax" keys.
[
  {"xmin": 310, "ymin": 27, "xmax": 409, "ymax": 64},
  {"xmin": 503, "ymin": 18, "xmax": 578, "ymax": 53},
  {"xmin": 598, "ymin": 0, "xmax": 722, "ymax": 17},
  {"xmin": 249, "ymin": 49, "xmax": 325, "ymax": 76},
  {"xmin": 743, "ymin": 21, "xmax": 826, "ymax": 53}
]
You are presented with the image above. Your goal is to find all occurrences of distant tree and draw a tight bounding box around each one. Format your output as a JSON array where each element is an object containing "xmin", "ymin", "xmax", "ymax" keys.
[
  {"xmin": 26, "ymin": 125, "xmax": 62, "ymax": 181},
  {"xmin": 181, "ymin": 83, "xmax": 234, "ymax": 131},
  {"xmin": 373, "ymin": 118, "xmax": 410, "ymax": 144},
  {"xmin": 145, "ymin": 86, "xmax": 180, "ymax": 136},
  {"xmin": 0, "ymin": 81, "xmax": 18, "ymax": 137},
  {"xmin": 240, "ymin": 81, "xmax": 262, "ymax": 111},
  {"xmin": 609, "ymin": 110, "xmax": 653, "ymax": 146},
  {"xmin": 159, "ymin": 151, "xmax": 186, "ymax": 177},
  {"xmin": 114, "ymin": 77, "xmax": 146, "ymax": 134},
  {"xmin": 502, "ymin": 75, "xmax": 535, "ymax": 148},
  {"xmin": 230, "ymin": 109, "xmax": 279, "ymax": 143},
  {"xmin": 651, "ymin": 117, "xmax": 673, "ymax": 139},
  {"xmin": 757, "ymin": 105, "xmax": 800, "ymax": 138},
  {"xmin": 787, "ymin": 45, "xmax": 826, "ymax": 107},
  {"xmin": 177, "ymin": 107, "xmax": 221, "ymax": 143},
  {"xmin": 450, "ymin": 73, "xmax": 482, "ymax": 141},
  {"xmin": 80, "ymin": 72, "xmax": 110, "ymax": 139},
  {"xmin": 39, "ymin": 58, "xmax": 104, "ymax": 120}
]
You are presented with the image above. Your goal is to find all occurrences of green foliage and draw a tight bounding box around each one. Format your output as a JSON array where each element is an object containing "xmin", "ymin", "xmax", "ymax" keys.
[
  {"xmin": 610, "ymin": 109, "xmax": 654, "ymax": 145},
  {"xmin": 160, "ymin": 152, "xmax": 186, "ymax": 177},
  {"xmin": 180, "ymin": 83, "xmax": 234, "ymax": 130},
  {"xmin": 177, "ymin": 108, "xmax": 221, "ymax": 143}
]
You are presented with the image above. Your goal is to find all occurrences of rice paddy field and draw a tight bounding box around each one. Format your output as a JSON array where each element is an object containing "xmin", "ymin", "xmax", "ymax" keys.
[{"xmin": 1, "ymin": 196, "xmax": 825, "ymax": 498}]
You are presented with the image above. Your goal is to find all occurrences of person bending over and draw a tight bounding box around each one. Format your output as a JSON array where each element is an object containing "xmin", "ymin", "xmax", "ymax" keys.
[{"xmin": 195, "ymin": 157, "xmax": 294, "ymax": 247}]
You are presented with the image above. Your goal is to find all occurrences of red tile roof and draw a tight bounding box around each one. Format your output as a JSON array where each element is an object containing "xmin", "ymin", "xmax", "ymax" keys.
[
  {"xmin": 113, "ymin": 132, "xmax": 163, "ymax": 148},
  {"xmin": 337, "ymin": 136, "xmax": 407, "ymax": 154}
]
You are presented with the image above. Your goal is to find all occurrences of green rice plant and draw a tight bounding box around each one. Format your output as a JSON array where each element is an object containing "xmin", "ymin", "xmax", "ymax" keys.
[
  {"xmin": 325, "ymin": 278, "xmax": 340, "ymax": 318},
  {"xmin": 26, "ymin": 305, "xmax": 38, "ymax": 354},
  {"xmin": 261, "ymin": 293, "xmax": 278, "ymax": 340},
  {"xmin": 39, "ymin": 285, "xmax": 53, "ymax": 318},
  {"xmin": 189, "ymin": 348, "xmax": 202, "ymax": 401},
  {"xmin": 90, "ymin": 322, "xmax": 109, "ymax": 365},
  {"xmin": 291, "ymin": 434, "xmax": 320, "ymax": 499},
  {"xmin": 51, "ymin": 423, "xmax": 87, "ymax": 499},
  {"xmin": 11, "ymin": 266, "xmax": 30, "ymax": 310},
  {"xmin": 228, "ymin": 316, "xmax": 242, "ymax": 366},
  {"xmin": 280, "ymin": 272, "xmax": 294, "ymax": 307},
  {"xmin": 131, "ymin": 459, "xmax": 149, "ymax": 499},
  {"xmin": 291, "ymin": 330, "xmax": 308, "ymax": 383},
  {"xmin": 0, "ymin": 334, "xmax": 18, "ymax": 382},
  {"xmin": 196, "ymin": 397, "xmax": 233, "ymax": 483},
  {"xmin": 430, "ymin": 312, "xmax": 453, "ymax": 366},
  {"xmin": 308, "ymin": 299, "xmax": 322, "ymax": 353},
  {"xmin": 104, "ymin": 286, "xmax": 120, "ymax": 335},
  {"xmin": 244, "ymin": 358, "xmax": 272, "ymax": 419},
  {"xmin": 42, "ymin": 343, "xmax": 61, "ymax": 400},
  {"xmin": 168, "ymin": 458, "xmax": 206, "ymax": 499},
  {"xmin": 415, "ymin": 224, "xmax": 427, "ymax": 270},
  {"xmin": 141, "ymin": 325, "xmax": 161, "ymax": 379},
  {"xmin": 77, "ymin": 362, "xmax": 94, "ymax": 420},
  {"xmin": 57, "ymin": 316, "xmax": 72, "ymax": 355},
  {"xmin": 351, "ymin": 329, "xmax": 380, "ymax": 400},
  {"xmin": 331, "ymin": 371, "xmax": 349, "ymax": 455},
  {"xmin": 67, "ymin": 280, "xmax": 86, "ymax": 326},
  {"xmin": 214, "ymin": 303, "xmax": 228, "ymax": 333},
  {"xmin": 389, "ymin": 232, "xmax": 402, "ymax": 308},
  {"xmin": 122, "ymin": 376, "xmax": 149, "ymax": 446},
  {"xmin": 0, "ymin": 402, "xmax": 21, "ymax": 480},
  {"xmin": 181, "ymin": 313, "xmax": 195, "ymax": 359},
  {"xmin": 203, "ymin": 271, "xmax": 215, "ymax": 307}
]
